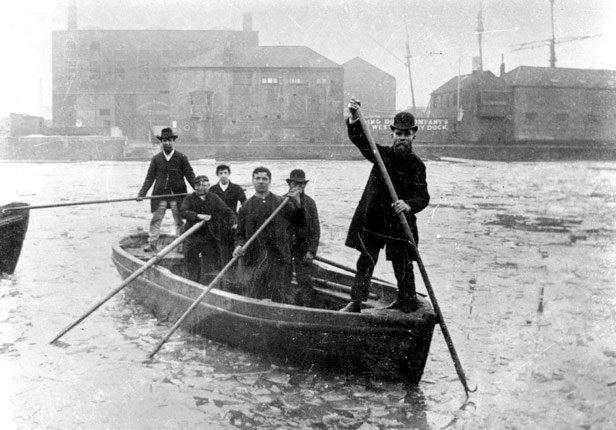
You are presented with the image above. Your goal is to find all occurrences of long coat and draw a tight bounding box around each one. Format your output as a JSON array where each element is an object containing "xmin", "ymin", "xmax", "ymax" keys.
[
  {"xmin": 289, "ymin": 193, "xmax": 320, "ymax": 255},
  {"xmin": 180, "ymin": 192, "xmax": 237, "ymax": 238},
  {"xmin": 234, "ymin": 193, "xmax": 301, "ymax": 266},
  {"xmin": 138, "ymin": 150, "xmax": 196, "ymax": 212},
  {"xmin": 345, "ymin": 119, "xmax": 430, "ymax": 259}
]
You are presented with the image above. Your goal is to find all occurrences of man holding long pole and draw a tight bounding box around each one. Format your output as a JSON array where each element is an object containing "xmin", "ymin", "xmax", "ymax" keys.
[{"xmin": 340, "ymin": 98, "xmax": 430, "ymax": 313}]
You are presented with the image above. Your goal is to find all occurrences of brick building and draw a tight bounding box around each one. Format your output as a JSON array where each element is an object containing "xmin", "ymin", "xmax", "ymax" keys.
[
  {"xmin": 52, "ymin": 14, "xmax": 258, "ymax": 141},
  {"xmin": 169, "ymin": 45, "xmax": 344, "ymax": 146}
]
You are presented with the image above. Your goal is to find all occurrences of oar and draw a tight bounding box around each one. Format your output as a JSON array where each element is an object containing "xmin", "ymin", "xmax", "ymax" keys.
[
  {"xmin": 147, "ymin": 196, "xmax": 291, "ymax": 359},
  {"xmin": 355, "ymin": 108, "xmax": 477, "ymax": 396},
  {"xmin": 2, "ymin": 193, "xmax": 188, "ymax": 213},
  {"xmin": 49, "ymin": 220, "xmax": 205, "ymax": 345}
]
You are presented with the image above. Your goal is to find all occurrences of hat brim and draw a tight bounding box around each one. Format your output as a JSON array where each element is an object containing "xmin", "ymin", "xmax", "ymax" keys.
[
  {"xmin": 157, "ymin": 135, "xmax": 178, "ymax": 140},
  {"xmin": 390, "ymin": 125, "xmax": 419, "ymax": 132},
  {"xmin": 286, "ymin": 178, "xmax": 309, "ymax": 184}
]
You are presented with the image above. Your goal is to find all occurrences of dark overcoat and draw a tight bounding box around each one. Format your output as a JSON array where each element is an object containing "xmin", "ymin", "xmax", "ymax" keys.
[
  {"xmin": 345, "ymin": 119, "xmax": 430, "ymax": 259},
  {"xmin": 180, "ymin": 192, "xmax": 237, "ymax": 237},
  {"xmin": 290, "ymin": 193, "xmax": 320, "ymax": 255},
  {"xmin": 138, "ymin": 150, "xmax": 196, "ymax": 212},
  {"xmin": 234, "ymin": 193, "xmax": 300, "ymax": 266}
]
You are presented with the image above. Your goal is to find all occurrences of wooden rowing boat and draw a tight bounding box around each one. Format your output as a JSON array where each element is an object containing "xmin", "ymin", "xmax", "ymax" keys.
[
  {"xmin": 0, "ymin": 202, "xmax": 30, "ymax": 274},
  {"xmin": 111, "ymin": 233, "xmax": 437, "ymax": 383}
]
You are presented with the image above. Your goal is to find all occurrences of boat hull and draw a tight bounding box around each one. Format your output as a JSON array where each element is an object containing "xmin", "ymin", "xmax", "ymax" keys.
[
  {"xmin": 112, "ymin": 234, "xmax": 437, "ymax": 383},
  {"xmin": 0, "ymin": 202, "xmax": 30, "ymax": 274}
]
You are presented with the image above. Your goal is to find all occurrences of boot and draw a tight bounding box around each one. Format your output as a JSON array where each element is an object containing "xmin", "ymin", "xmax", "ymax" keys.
[
  {"xmin": 339, "ymin": 301, "xmax": 362, "ymax": 313},
  {"xmin": 386, "ymin": 295, "xmax": 419, "ymax": 313}
]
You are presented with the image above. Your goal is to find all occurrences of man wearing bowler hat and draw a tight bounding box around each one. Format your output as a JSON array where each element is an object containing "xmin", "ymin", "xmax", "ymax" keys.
[
  {"xmin": 285, "ymin": 169, "xmax": 320, "ymax": 306},
  {"xmin": 340, "ymin": 98, "xmax": 430, "ymax": 313},
  {"xmin": 137, "ymin": 127, "xmax": 196, "ymax": 252}
]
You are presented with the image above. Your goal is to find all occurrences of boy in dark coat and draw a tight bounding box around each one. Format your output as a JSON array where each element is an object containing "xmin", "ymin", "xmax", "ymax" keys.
[
  {"xmin": 180, "ymin": 175, "xmax": 236, "ymax": 282},
  {"xmin": 341, "ymin": 99, "xmax": 430, "ymax": 313},
  {"xmin": 137, "ymin": 127, "xmax": 196, "ymax": 252}
]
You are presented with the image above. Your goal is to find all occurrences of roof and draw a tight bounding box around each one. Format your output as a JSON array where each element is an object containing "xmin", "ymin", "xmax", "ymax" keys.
[
  {"xmin": 431, "ymin": 70, "xmax": 507, "ymax": 95},
  {"xmin": 504, "ymin": 66, "xmax": 616, "ymax": 89},
  {"xmin": 342, "ymin": 57, "xmax": 395, "ymax": 80},
  {"xmin": 174, "ymin": 46, "xmax": 341, "ymax": 69}
]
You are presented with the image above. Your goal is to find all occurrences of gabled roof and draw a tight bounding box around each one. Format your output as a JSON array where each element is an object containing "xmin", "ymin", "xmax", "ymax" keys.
[
  {"xmin": 342, "ymin": 57, "xmax": 395, "ymax": 80},
  {"xmin": 504, "ymin": 66, "xmax": 616, "ymax": 89},
  {"xmin": 174, "ymin": 46, "xmax": 341, "ymax": 69},
  {"xmin": 431, "ymin": 70, "xmax": 507, "ymax": 95}
]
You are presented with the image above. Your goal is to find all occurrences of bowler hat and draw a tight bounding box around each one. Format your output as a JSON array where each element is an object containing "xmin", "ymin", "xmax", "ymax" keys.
[
  {"xmin": 286, "ymin": 169, "xmax": 309, "ymax": 184},
  {"xmin": 157, "ymin": 127, "xmax": 178, "ymax": 140},
  {"xmin": 390, "ymin": 111, "xmax": 418, "ymax": 132}
]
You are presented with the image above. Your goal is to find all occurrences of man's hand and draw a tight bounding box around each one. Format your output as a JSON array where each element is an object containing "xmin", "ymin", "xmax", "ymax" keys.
[
  {"xmin": 197, "ymin": 214, "xmax": 212, "ymax": 221},
  {"xmin": 136, "ymin": 194, "xmax": 144, "ymax": 202},
  {"xmin": 303, "ymin": 251, "xmax": 315, "ymax": 265},
  {"xmin": 233, "ymin": 245, "xmax": 244, "ymax": 257},
  {"xmin": 348, "ymin": 98, "xmax": 361, "ymax": 121},
  {"xmin": 286, "ymin": 186, "xmax": 301, "ymax": 205},
  {"xmin": 392, "ymin": 199, "xmax": 411, "ymax": 214}
]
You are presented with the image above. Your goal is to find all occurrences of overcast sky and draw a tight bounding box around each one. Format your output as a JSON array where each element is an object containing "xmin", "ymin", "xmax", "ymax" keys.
[{"xmin": 1, "ymin": 0, "xmax": 614, "ymax": 118}]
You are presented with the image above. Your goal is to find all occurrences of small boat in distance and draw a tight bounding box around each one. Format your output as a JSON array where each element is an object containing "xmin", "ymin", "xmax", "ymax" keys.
[
  {"xmin": 112, "ymin": 233, "xmax": 438, "ymax": 383},
  {"xmin": 0, "ymin": 202, "xmax": 30, "ymax": 274}
]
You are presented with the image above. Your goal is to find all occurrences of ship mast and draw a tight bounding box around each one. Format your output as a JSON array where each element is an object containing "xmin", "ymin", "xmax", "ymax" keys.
[
  {"xmin": 549, "ymin": 0, "xmax": 557, "ymax": 67},
  {"xmin": 476, "ymin": 0, "xmax": 484, "ymax": 71},
  {"xmin": 403, "ymin": 8, "xmax": 417, "ymax": 115}
]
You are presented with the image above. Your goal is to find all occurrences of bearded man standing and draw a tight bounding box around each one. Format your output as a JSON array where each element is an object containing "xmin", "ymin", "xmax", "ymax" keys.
[{"xmin": 340, "ymin": 98, "xmax": 430, "ymax": 313}]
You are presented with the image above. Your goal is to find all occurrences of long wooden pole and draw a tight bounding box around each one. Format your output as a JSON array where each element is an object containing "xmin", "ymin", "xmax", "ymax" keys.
[
  {"xmin": 50, "ymin": 220, "xmax": 205, "ymax": 344},
  {"xmin": 3, "ymin": 193, "xmax": 188, "ymax": 213},
  {"xmin": 147, "ymin": 196, "xmax": 291, "ymax": 359},
  {"xmin": 356, "ymin": 108, "xmax": 477, "ymax": 396}
]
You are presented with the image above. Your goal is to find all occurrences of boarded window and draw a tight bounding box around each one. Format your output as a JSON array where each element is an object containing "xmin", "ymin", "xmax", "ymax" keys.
[
  {"xmin": 162, "ymin": 67, "xmax": 170, "ymax": 80},
  {"xmin": 189, "ymin": 91, "xmax": 213, "ymax": 119},
  {"xmin": 138, "ymin": 60, "xmax": 150, "ymax": 80},
  {"xmin": 89, "ymin": 60, "xmax": 101, "ymax": 80},
  {"xmin": 115, "ymin": 61, "xmax": 126, "ymax": 80},
  {"xmin": 234, "ymin": 71, "xmax": 252, "ymax": 85},
  {"xmin": 99, "ymin": 109, "xmax": 111, "ymax": 116},
  {"xmin": 66, "ymin": 60, "xmax": 77, "ymax": 80}
]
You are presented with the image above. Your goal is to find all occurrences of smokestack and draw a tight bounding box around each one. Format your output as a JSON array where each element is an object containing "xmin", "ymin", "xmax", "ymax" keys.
[
  {"xmin": 68, "ymin": 0, "xmax": 77, "ymax": 31},
  {"xmin": 472, "ymin": 56, "xmax": 481, "ymax": 73},
  {"xmin": 243, "ymin": 12, "xmax": 252, "ymax": 32},
  {"xmin": 500, "ymin": 54, "xmax": 505, "ymax": 77}
]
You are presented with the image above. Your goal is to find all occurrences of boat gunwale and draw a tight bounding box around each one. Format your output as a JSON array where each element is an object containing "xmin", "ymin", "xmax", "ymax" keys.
[{"xmin": 112, "ymin": 238, "xmax": 437, "ymax": 334}]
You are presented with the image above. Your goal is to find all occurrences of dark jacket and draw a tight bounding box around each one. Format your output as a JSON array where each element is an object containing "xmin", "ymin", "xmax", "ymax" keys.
[
  {"xmin": 138, "ymin": 150, "xmax": 196, "ymax": 212},
  {"xmin": 209, "ymin": 182, "xmax": 247, "ymax": 214},
  {"xmin": 345, "ymin": 119, "xmax": 430, "ymax": 257},
  {"xmin": 180, "ymin": 192, "xmax": 236, "ymax": 237},
  {"xmin": 290, "ymin": 193, "xmax": 320, "ymax": 255},
  {"xmin": 234, "ymin": 193, "xmax": 300, "ymax": 265}
]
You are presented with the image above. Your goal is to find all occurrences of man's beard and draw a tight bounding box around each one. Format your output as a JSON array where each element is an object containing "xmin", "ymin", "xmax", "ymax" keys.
[
  {"xmin": 393, "ymin": 140, "xmax": 413, "ymax": 155},
  {"xmin": 162, "ymin": 145, "xmax": 173, "ymax": 154}
]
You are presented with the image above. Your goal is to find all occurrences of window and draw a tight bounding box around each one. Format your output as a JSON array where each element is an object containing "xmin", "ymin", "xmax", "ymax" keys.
[
  {"xmin": 189, "ymin": 91, "xmax": 213, "ymax": 119},
  {"xmin": 66, "ymin": 60, "xmax": 77, "ymax": 80},
  {"xmin": 555, "ymin": 112, "xmax": 569, "ymax": 122},
  {"xmin": 316, "ymin": 78, "xmax": 327, "ymax": 85},
  {"xmin": 99, "ymin": 109, "xmax": 111, "ymax": 116},
  {"xmin": 138, "ymin": 59, "xmax": 150, "ymax": 80},
  {"xmin": 289, "ymin": 77, "xmax": 303, "ymax": 85},
  {"xmin": 261, "ymin": 77, "xmax": 278, "ymax": 85},
  {"xmin": 234, "ymin": 71, "xmax": 252, "ymax": 85},
  {"xmin": 114, "ymin": 60, "xmax": 126, "ymax": 80},
  {"xmin": 525, "ymin": 112, "xmax": 538, "ymax": 122},
  {"xmin": 162, "ymin": 67, "xmax": 170, "ymax": 80},
  {"xmin": 89, "ymin": 60, "xmax": 101, "ymax": 80}
]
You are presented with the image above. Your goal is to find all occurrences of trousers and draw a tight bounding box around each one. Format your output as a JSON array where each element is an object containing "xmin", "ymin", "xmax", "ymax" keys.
[{"xmin": 148, "ymin": 200, "xmax": 183, "ymax": 244}]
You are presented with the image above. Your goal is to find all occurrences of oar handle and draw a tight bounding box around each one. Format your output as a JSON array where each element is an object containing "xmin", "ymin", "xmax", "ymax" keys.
[
  {"xmin": 3, "ymin": 193, "xmax": 188, "ymax": 213},
  {"xmin": 147, "ymin": 196, "xmax": 291, "ymax": 359},
  {"xmin": 356, "ymin": 108, "xmax": 476, "ymax": 396},
  {"xmin": 49, "ymin": 220, "xmax": 205, "ymax": 344}
]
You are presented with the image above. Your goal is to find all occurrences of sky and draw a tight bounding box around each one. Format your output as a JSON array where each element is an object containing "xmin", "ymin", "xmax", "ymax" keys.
[{"xmin": 0, "ymin": 0, "xmax": 614, "ymax": 118}]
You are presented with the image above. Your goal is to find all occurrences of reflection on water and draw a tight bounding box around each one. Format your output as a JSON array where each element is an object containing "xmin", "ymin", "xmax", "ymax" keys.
[{"xmin": 1, "ymin": 159, "xmax": 615, "ymax": 429}]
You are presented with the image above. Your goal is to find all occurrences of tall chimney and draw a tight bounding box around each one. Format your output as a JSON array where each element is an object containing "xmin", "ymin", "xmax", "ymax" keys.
[
  {"xmin": 243, "ymin": 12, "xmax": 253, "ymax": 32},
  {"xmin": 500, "ymin": 54, "xmax": 505, "ymax": 77},
  {"xmin": 68, "ymin": 0, "xmax": 77, "ymax": 31}
]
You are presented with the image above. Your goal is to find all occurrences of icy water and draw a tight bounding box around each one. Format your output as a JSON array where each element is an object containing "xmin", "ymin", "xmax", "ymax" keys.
[{"xmin": 1, "ymin": 158, "xmax": 615, "ymax": 430}]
